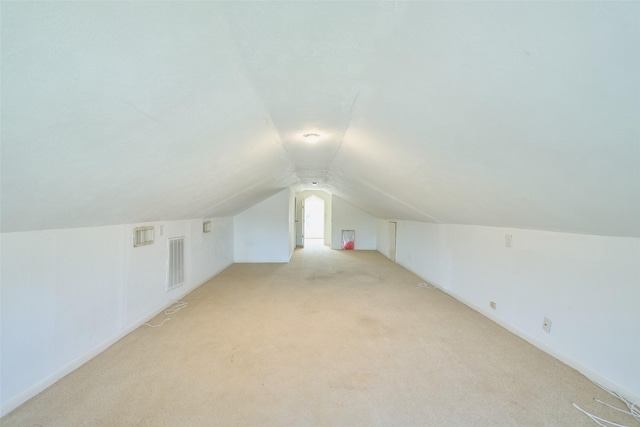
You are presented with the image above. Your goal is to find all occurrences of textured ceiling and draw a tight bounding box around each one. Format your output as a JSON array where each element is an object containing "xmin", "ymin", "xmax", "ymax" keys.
[{"xmin": 1, "ymin": 2, "xmax": 639, "ymax": 236}]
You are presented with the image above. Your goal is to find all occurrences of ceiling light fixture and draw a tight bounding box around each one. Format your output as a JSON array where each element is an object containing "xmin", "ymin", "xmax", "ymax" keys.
[
  {"xmin": 312, "ymin": 182, "xmax": 318, "ymax": 186},
  {"xmin": 303, "ymin": 133, "xmax": 320, "ymax": 143}
]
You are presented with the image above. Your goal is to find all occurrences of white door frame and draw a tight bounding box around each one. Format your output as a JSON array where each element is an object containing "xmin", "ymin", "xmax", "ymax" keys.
[{"xmin": 389, "ymin": 221, "xmax": 397, "ymax": 262}]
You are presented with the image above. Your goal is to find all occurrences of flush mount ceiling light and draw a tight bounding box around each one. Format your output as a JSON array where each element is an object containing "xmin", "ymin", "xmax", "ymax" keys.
[{"xmin": 303, "ymin": 133, "xmax": 320, "ymax": 144}]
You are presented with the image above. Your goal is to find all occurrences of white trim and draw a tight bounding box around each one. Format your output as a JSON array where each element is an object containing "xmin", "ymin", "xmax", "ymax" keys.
[
  {"xmin": 393, "ymin": 253, "xmax": 640, "ymax": 405},
  {"xmin": 233, "ymin": 259, "xmax": 290, "ymax": 264},
  {"xmin": 441, "ymin": 286, "xmax": 640, "ymax": 404}
]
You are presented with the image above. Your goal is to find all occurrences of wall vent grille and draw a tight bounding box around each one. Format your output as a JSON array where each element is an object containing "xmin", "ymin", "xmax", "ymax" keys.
[
  {"xmin": 133, "ymin": 226, "xmax": 155, "ymax": 247},
  {"xmin": 167, "ymin": 237, "xmax": 185, "ymax": 291}
]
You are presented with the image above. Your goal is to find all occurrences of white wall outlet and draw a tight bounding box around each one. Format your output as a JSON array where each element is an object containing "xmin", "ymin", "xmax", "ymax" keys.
[
  {"xmin": 542, "ymin": 317, "xmax": 552, "ymax": 333},
  {"xmin": 159, "ymin": 225, "xmax": 164, "ymax": 236},
  {"xmin": 505, "ymin": 233, "xmax": 513, "ymax": 248},
  {"xmin": 489, "ymin": 301, "xmax": 496, "ymax": 310}
]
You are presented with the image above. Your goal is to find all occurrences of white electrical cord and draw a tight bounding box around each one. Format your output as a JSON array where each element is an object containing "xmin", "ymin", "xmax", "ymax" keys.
[
  {"xmin": 595, "ymin": 399, "xmax": 636, "ymax": 418},
  {"xmin": 145, "ymin": 300, "xmax": 188, "ymax": 328},
  {"xmin": 417, "ymin": 282, "xmax": 437, "ymax": 289},
  {"xmin": 164, "ymin": 300, "xmax": 188, "ymax": 315},
  {"xmin": 573, "ymin": 381, "xmax": 640, "ymax": 427},
  {"xmin": 573, "ymin": 403, "xmax": 632, "ymax": 427},
  {"xmin": 591, "ymin": 381, "xmax": 640, "ymax": 422},
  {"xmin": 145, "ymin": 318, "xmax": 171, "ymax": 328}
]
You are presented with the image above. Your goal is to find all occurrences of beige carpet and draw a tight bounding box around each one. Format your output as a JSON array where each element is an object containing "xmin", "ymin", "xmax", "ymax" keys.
[{"xmin": 2, "ymin": 241, "xmax": 633, "ymax": 426}]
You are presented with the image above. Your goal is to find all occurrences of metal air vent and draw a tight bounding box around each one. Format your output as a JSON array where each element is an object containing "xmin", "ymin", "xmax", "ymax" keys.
[
  {"xmin": 133, "ymin": 226, "xmax": 155, "ymax": 247},
  {"xmin": 167, "ymin": 237, "xmax": 185, "ymax": 291}
]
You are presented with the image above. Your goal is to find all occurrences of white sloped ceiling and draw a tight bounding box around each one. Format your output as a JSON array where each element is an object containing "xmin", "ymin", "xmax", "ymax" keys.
[
  {"xmin": 1, "ymin": 2, "xmax": 639, "ymax": 236},
  {"xmin": 1, "ymin": 2, "xmax": 295, "ymax": 232}
]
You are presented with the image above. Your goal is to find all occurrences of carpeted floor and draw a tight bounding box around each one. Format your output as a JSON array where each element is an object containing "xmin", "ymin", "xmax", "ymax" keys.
[{"xmin": 2, "ymin": 241, "xmax": 632, "ymax": 426}]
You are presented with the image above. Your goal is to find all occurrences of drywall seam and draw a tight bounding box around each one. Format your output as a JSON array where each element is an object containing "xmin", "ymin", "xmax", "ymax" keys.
[
  {"xmin": 0, "ymin": 265, "xmax": 231, "ymax": 418},
  {"xmin": 394, "ymin": 259, "xmax": 640, "ymax": 405}
]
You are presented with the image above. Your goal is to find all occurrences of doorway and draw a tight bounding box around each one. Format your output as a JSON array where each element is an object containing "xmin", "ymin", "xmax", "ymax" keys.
[{"xmin": 304, "ymin": 196, "xmax": 324, "ymax": 245}]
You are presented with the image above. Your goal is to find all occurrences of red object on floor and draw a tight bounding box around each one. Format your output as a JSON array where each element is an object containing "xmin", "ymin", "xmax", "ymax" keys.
[{"xmin": 343, "ymin": 241, "xmax": 354, "ymax": 250}]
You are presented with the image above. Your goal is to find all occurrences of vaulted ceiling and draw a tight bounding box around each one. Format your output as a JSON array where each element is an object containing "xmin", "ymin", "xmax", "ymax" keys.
[{"xmin": 2, "ymin": 2, "xmax": 639, "ymax": 236}]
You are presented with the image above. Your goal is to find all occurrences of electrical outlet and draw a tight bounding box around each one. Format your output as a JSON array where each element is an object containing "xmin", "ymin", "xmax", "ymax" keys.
[
  {"xmin": 542, "ymin": 317, "xmax": 552, "ymax": 333},
  {"xmin": 489, "ymin": 301, "xmax": 496, "ymax": 310},
  {"xmin": 505, "ymin": 233, "xmax": 513, "ymax": 248}
]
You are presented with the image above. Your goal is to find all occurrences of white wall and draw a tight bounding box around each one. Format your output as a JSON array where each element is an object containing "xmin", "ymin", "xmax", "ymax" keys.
[
  {"xmin": 385, "ymin": 221, "xmax": 640, "ymax": 402},
  {"xmin": 234, "ymin": 189, "xmax": 293, "ymax": 262},
  {"xmin": 331, "ymin": 195, "xmax": 377, "ymax": 250},
  {"xmin": 295, "ymin": 190, "xmax": 332, "ymax": 246},
  {"xmin": 376, "ymin": 219, "xmax": 391, "ymax": 258},
  {"xmin": 0, "ymin": 217, "xmax": 234, "ymax": 416}
]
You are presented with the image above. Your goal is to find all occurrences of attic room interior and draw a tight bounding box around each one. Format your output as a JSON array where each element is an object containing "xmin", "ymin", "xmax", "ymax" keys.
[{"xmin": 1, "ymin": 1, "xmax": 638, "ymax": 426}]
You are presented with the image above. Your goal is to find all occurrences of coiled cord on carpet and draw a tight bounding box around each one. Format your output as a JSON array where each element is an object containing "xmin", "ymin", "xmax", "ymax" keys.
[
  {"xmin": 417, "ymin": 282, "xmax": 437, "ymax": 289},
  {"xmin": 144, "ymin": 300, "xmax": 188, "ymax": 328}
]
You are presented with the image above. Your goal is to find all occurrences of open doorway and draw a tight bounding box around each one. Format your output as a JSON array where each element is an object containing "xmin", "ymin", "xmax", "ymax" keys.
[{"xmin": 304, "ymin": 196, "xmax": 324, "ymax": 247}]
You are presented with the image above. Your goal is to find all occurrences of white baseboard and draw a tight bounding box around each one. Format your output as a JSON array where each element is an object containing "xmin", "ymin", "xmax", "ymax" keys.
[
  {"xmin": 5, "ymin": 259, "xmax": 636, "ymax": 417},
  {"xmin": 394, "ymin": 261, "xmax": 639, "ymax": 404},
  {"xmin": 0, "ymin": 265, "xmax": 231, "ymax": 418},
  {"xmin": 431, "ymin": 281, "xmax": 640, "ymax": 405}
]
